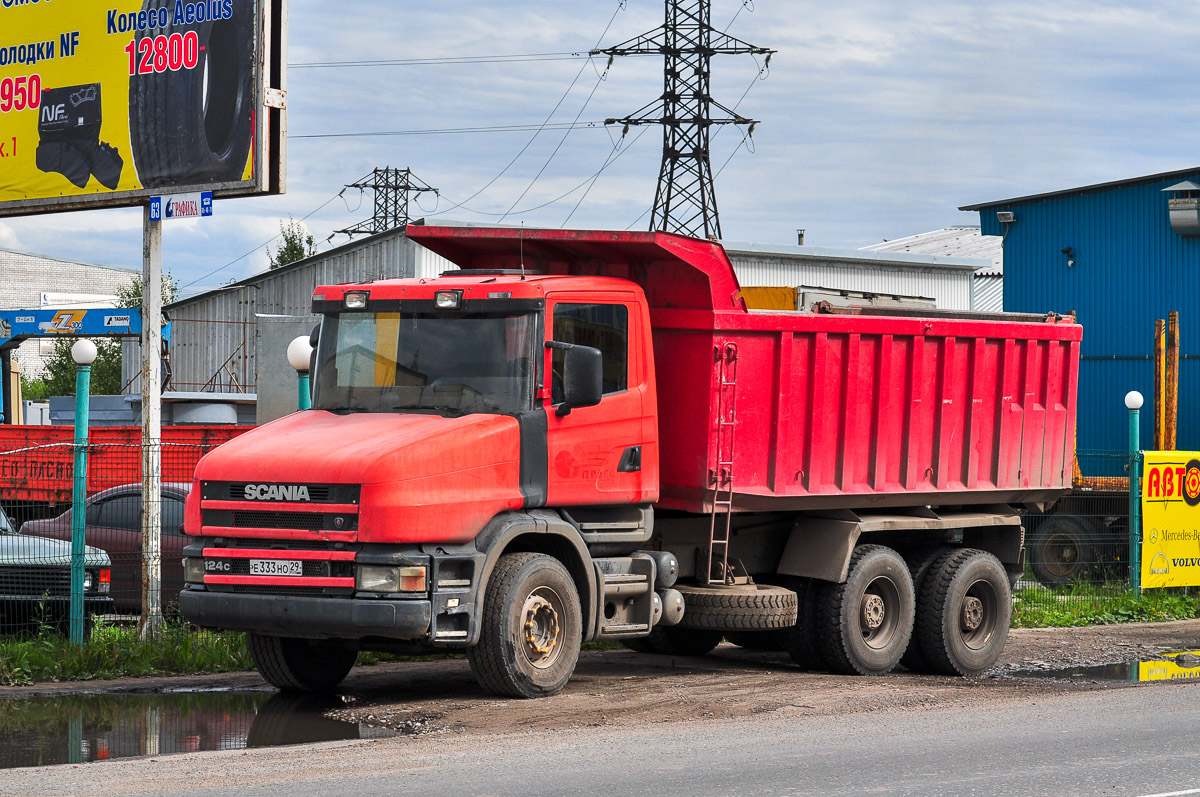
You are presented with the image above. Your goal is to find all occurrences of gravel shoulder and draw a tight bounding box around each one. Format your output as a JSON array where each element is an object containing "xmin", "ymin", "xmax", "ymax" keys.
[{"xmin": 4, "ymin": 619, "xmax": 1198, "ymax": 736}]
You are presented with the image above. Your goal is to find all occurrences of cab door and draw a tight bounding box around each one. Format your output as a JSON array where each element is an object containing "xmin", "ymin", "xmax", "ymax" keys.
[{"xmin": 543, "ymin": 293, "xmax": 657, "ymax": 507}]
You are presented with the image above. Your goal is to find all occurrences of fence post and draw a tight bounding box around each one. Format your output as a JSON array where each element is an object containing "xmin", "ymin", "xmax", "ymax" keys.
[
  {"xmin": 69, "ymin": 339, "xmax": 96, "ymax": 646},
  {"xmin": 1126, "ymin": 390, "xmax": 1143, "ymax": 596},
  {"xmin": 288, "ymin": 336, "xmax": 313, "ymax": 411}
]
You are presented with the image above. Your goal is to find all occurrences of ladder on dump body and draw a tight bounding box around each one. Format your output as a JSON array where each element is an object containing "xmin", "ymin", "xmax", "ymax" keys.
[{"xmin": 706, "ymin": 342, "xmax": 738, "ymax": 585}]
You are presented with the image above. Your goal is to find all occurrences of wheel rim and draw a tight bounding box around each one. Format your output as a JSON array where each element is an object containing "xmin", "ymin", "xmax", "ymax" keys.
[
  {"xmin": 1041, "ymin": 531, "xmax": 1081, "ymax": 578},
  {"xmin": 959, "ymin": 578, "xmax": 998, "ymax": 650},
  {"xmin": 521, "ymin": 586, "xmax": 564, "ymax": 669},
  {"xmin": 859, "ymin": 576, "xmax": 901, "ymax": 649}
]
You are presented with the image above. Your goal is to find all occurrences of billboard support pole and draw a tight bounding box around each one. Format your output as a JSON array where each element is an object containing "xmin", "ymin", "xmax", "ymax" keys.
[
  {"xmin": 140, "ymin": 204, "xmax": 163, "ymax": 639},
  {"xmin": 1126, "ymin": 390, "xmax": 1144, "ymax": 596},
  {"xmin": 69, "ymin": 341, "xmax": 95, "ymax": 647}
]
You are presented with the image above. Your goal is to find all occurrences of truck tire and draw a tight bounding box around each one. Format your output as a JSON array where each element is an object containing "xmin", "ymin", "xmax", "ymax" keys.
[
  {"xmin": 675, "ymin": 583, "xmax": 798, "ymax": 631},
  {"xmin": 815, "ymin": 544, "xmax": 914, "ymax": 676},
  {"xmin": 247, "ymin": 633, "xmax": 357, "ymax": 692},
  {"xmin": 1028, "ymin": 516, "xmax": 1099, "ymax": 586},
  {"xmin": 129, "ymin": 0, "xmax": 255, "ymax": 188},
  {"xmin": 778, "ymin": 576, "xmax": 824, "ymax": 670},
  {"xmin": 468, "ymin": 552, "xmax": 582, "ymax": 698},
  {"xmin": 899, "ymin": 545, "xmax": 950, "ymax": 673},
  {"xmin": 913, "ymin": 548, "xmax": 1011, "ymax": 676}
]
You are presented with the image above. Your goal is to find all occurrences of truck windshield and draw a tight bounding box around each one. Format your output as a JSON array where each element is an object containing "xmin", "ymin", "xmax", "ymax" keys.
[{"xmin": 312, "ymin": 311, "xmax": 538, "ymax": 415}]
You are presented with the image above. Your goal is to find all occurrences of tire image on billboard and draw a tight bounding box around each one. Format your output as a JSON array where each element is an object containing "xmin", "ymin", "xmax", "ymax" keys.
[{"xmin": 128, "ymin": 0, "xmax": 254, "ymax": 189}]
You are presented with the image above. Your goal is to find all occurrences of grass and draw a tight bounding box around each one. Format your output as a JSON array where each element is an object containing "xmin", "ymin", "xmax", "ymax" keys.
[
  {"xmin": 0, "ymin": 621, "xmax": 253, "ymax": 686},
  {"xmin": 1012, "ymin": 583, "xmax": 1200, "ymax": 627}
]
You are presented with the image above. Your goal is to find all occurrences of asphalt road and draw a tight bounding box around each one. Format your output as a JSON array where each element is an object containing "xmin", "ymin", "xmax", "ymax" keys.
[{"xmin": 7, "ymin": 680, "xmax": 1200, "ymax": 797}]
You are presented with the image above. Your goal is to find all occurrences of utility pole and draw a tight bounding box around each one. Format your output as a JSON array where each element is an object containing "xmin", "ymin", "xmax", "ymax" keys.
[
  {"xmin": 594, "ymin": 0, "xmax": 773, "ymax": 239},
  {"xmin": 335, "ymin": 167, "xmax": 438, "ymax": 238}
]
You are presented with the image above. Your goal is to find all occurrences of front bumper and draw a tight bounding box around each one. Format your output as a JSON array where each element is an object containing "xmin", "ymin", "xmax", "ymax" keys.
[{"xmin": 178, "ymin": 588, "xmax": 431, "ymax": 640}]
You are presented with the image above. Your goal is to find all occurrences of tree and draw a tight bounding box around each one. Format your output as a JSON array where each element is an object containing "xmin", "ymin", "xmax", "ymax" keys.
[
  {"xmin": 117, "ymin": 273, "xmax": 179, "ymax": 308},
  {"xmin": 22, "ymin": 337, "xmax": 124, "ymax": 397},
  {"xmin": 267, "ymin": 217, "xmax": 316, "ymax": 269}
]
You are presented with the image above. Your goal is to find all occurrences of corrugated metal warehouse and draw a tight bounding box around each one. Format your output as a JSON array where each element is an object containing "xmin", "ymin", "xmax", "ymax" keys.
[
  {"xmin": 861, "ymin": 226, "xmax": 1003, "ymax": 312},
  {"xmin": 962, "ymin": 167, "xmax": 1200, "ymax": 459},
  {"xmin": 721, "ymin": 240, "xmax": 981, "ymax": 309},
  {"xmin": 152, "ymin": 227, "xmax": 984, "ymax": 422}
]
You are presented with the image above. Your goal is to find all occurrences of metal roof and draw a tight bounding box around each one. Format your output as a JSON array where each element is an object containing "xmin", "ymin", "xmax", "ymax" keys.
[
  {"xmin": 960, "ymin": 166, "xmax": 1200, "ymax": 211},
  {"xmin": 861, "ymin": 226, "xmax": 1002, "ymax": 276},
  {"xmin": 719, "ymin": 240, "xmax": 983, "ymax": 272}
]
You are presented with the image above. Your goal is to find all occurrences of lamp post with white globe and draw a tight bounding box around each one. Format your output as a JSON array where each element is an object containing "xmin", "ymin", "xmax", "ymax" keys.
[
  {"xmin": 1126, "ymin": 390, "xmax": 1143, "ymax": 595},
  {"xmin": 69, "ymin": 339, "xmax": 96, "ymax": 646},
  {"xmin": 287, "ymin": 336, "xmax": 314, "ymax": 411}
]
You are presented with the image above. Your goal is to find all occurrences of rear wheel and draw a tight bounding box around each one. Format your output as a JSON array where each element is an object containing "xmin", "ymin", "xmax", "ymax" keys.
[
  {"xmin": 468, "ymin": 553, "xmax": 581, "ymax": 698},
  {"xmin": 778, "ymin": 576, "xmax": 824, "ymax": 670},
  {"xmin": 815, "ymin": 545, "xmax": 914, "ymax": 676},
  {"xmin": 1028, "ymin": 515, "xmax": 1099, "ymax": 586},
  {"xmin": 914, "ymin": 548, "xmax": 1011, "ymax": 676},
  {"xmin": 899, "ymin": 545, "xmax": 949, "ymax": 673},
  {"xmin": 247, "ymin": 634, "xmax": 357, "ymax": 692}
]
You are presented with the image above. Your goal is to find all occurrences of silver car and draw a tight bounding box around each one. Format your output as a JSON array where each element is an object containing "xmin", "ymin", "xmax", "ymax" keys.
[{"xmin": 0, "ymin": 506, "xmax": 114, "ymax": 633}]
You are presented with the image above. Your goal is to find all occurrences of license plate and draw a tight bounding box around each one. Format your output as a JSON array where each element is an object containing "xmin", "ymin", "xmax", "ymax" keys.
[{"xmin": 249, "ymin": 559, "xmax": 303, "ymax": 577}]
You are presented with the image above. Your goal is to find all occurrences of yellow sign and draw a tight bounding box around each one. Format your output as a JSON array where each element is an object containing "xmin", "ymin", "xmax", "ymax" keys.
[
  {"xmin": 1141, "ymin": 451, "xmax": 1200, "ymax": 588},
  {"xmin": 1138, "ymin": 653, "xmax": 1200, "ymax": 682},
  {"xmin": 0, "ymin": 0, "xmax": 268, "ymax": 214}
]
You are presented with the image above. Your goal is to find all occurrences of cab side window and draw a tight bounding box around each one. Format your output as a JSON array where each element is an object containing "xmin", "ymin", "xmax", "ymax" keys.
[{"xmin": 551, "ymin": 303, "xmax": 628, "ymax": 404}]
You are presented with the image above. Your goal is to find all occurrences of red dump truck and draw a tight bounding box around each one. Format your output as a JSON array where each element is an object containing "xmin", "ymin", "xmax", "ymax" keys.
[{"xmin": 179, "ymin": 226, "xmax": 1081, "ymax": 698}]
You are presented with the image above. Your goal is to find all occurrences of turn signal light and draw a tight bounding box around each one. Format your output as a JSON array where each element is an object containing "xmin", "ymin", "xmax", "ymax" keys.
[{"xmin": 398, "ymin": 566, "xmax": 427, "ymax": 592}]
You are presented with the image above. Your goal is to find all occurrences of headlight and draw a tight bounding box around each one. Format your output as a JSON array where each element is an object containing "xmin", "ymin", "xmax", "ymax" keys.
[
  {"xmin": 357, "ymin": 565, "xmax": 427, "ymax": 593},
  {"xmin": 435, "ymin": 290, "xmax": 462, "ymax": 309},
  {"xmin": 83, "ymin": 570, "xmax": 94, "ymax": 591},
  {"xmin": 184, "ymin": 558, "xmax": 206, "ymax": 584},
  {"xmin": 344, "ymin": 290, "xmax": 369, "ymax": 309}
]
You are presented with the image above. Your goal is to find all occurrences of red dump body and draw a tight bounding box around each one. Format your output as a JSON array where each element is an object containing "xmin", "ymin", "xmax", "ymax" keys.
[
  {"xmin": 0, "ymin": 425, "xmax": 250, "ymax": 505},
  {"xmin": 409, "ymin": 226, "xmax": 1082, "ymax": 514}
]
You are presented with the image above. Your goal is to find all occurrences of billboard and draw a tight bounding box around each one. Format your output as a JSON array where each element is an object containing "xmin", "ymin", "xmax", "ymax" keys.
[
  {"xmin": 0, "ymin": 0, "xmax": 285, "ymax": 216},
  {"xmin": 1140, "ymin": 451, "xmax": 1200, "ymax": 588}
]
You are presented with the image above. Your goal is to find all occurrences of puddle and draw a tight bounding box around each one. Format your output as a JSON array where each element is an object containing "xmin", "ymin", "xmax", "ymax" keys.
[
  {"xmin": 0, "ymin": 691, "xmax": 400, "ymax": 770},
  {"xmin": 1012, "ymin": 651, "xmax": 1200, "ymax": 683}
]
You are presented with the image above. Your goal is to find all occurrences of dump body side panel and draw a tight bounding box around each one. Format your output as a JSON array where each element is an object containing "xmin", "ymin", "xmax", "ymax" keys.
[{"xmin": 652, "ymin": 310, "xmax": 1081, "ymax": 513}]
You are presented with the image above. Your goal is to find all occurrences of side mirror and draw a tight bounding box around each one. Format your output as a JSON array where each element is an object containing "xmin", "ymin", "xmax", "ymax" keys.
[
  {"xmin": 559, "ymin": 344, "xmax": 603, "ymax": 417},
  {"xmin": 308, "ymin": 323, "xmax": 320, "ymax": 377}
]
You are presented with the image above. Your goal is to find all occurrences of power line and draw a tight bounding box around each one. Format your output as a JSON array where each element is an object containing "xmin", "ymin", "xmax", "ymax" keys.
[
  {"xmin": 291, "ymin": 121, "xmax": 606, "ymax": 140},
  {"xmin": 422, "ymin": 0, "xmax": 628, "ymax": 219},
  {"xmin": 289, "ymin": 52, "xmax": 587, "ymax": 69},
  {"xmin": 178, "ymin": 191, "xmax": 345, "ymax": 293}
]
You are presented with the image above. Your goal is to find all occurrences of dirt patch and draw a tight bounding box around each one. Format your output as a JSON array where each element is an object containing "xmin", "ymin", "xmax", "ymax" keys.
[{"xmin": 4, "ymin": 620, "xmax": 1198, "ymax": 739}]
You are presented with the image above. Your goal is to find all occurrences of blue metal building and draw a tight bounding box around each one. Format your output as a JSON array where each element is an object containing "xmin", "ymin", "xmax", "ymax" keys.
[{"xmin": 961, "ymin": 168, "xmax": 1200, "ymax": 465}]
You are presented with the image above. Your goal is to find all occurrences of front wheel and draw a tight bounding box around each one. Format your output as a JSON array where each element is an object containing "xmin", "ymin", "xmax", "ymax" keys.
[
  {"xmin": 468, "ymin": 553, "xmax": 582, "ymax": 698},
  {"xmin": 247, "ymin": 634, "xmax": 357, "ymax": 692}
]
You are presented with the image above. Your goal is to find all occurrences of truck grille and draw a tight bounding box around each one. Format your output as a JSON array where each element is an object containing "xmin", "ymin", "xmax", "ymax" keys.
[
  {"xmin": 204, "ymin": 509, "xmax": 359, "ymax": 532},
  {"xmin": 200, "ymin": 482, "xmax": 360, "ymax": 504},
  {"xmin": 0, "ymin": 566, "xmax": 70, "ymax": 596}
]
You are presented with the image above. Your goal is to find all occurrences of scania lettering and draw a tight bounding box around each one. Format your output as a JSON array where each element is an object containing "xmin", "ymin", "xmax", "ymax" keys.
[
  {"xmin": 243, "ymin": 484, "xmax": 310, "ymax": 501},
  {"xmin": 180, "ymin": 226, "xmax": 1082, "ymax": 699}
]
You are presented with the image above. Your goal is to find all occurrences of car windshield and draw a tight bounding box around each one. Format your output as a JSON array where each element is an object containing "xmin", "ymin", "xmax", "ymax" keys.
[{"xmin": 313, "ymin": 311, "xmax": 538, "ymax": 415}]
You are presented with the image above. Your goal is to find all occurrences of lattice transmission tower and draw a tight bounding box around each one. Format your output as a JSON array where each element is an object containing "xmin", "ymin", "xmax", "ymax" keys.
[
  {"xmin": 593, "ymin": 0, "xmax": 772, "ymax": 239},
  {"xmin": 335, "ymin": 167, "xmax": 438, "ymax": 238}
]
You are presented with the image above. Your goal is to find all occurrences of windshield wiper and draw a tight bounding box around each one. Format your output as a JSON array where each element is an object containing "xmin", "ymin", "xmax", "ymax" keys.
[
  {"xmin": 325, "ymin": 405, "xmax": 371, "ymax": 414},
  {"xmin": 393, "ymin": 403, "xmax": 467, "ymax": 417}
]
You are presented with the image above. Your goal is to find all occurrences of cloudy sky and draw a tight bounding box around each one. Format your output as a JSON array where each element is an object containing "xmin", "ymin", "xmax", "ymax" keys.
[{"xmin": 3, "ymin": 0, "xmax": 1200, "ymax": 298}]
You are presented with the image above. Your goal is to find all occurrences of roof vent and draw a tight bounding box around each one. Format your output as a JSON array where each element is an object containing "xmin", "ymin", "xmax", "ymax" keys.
[{"xmin": 1163, "ymin": 180, "xmax": 1200, "ymax": 236}]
